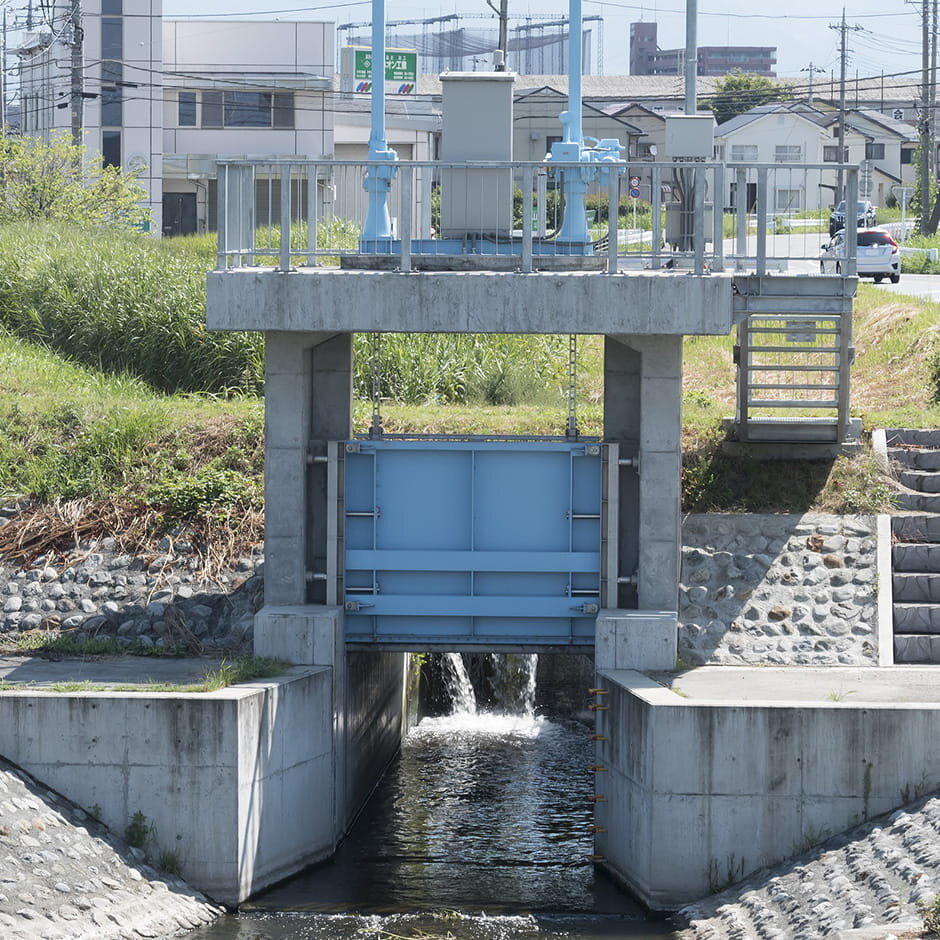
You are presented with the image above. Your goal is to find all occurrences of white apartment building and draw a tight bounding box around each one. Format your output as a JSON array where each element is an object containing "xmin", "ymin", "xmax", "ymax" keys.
[
  {"xmin": 18, "ymin": 0, "xmax": 164, "ymax": 228},
  {"xmin": 18, "ymin": 1, "xmax": 335, "ymax": 235}
]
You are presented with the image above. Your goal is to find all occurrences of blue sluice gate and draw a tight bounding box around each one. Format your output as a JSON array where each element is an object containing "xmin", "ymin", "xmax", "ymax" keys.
[{"xmin": 342, "ymin": 440, "xmax": 604, "ymax": 646}]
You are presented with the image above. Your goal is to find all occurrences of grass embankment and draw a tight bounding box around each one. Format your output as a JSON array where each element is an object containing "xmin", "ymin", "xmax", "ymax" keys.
[{"xmin": 0, "ymin": 223, "xmax": 938, "ymax": 571}]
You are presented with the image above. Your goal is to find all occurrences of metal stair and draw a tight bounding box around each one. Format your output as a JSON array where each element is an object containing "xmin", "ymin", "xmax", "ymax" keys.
[
  {"xmin": 886, "ymin": 429, "xmax": 940, "ymax": 663},
  {"xmin": 729, "ymin": 275, "xmax": 859, "ymax": 451}
]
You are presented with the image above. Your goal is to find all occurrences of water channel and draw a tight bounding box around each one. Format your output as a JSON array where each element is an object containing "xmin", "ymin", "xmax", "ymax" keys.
[{"xmin": 187, "ymin": 655, "xmax": 679, "ymax": 940}]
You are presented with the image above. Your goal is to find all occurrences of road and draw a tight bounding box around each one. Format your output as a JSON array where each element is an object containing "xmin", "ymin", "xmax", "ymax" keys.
[
  {"xmin": 716, "ymin": 228, "xmax": 940, "ymax": 301},
  {"xmin": 871, "ymin": 273, "xmax": 940, "ymax": 301}
]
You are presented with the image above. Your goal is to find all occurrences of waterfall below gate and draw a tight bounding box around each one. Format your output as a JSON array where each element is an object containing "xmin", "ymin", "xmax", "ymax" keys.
[{"xmin": 185, "ymin": 653, "xmax": 677, "ymax": 939}]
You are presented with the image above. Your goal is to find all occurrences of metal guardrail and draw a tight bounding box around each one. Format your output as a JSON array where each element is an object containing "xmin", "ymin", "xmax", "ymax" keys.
[{"xmin": 214, "ymin": 159, "xmax": 860, "ymax": 278}]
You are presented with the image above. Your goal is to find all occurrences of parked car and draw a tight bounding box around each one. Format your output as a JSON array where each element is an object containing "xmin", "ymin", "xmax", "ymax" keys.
[
  {"xmin": 819, "ymin": 227, "xmax": 900, "ymax": 282},
  {"xmin": 829, "ymin": 200, "xmax": 877, "ymax": 236}
]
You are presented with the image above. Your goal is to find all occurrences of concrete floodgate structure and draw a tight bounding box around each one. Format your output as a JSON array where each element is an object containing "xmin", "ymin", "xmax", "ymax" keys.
[{"xmin": 1, "ymin": 62, "xmax": 926, "ymax": 930}]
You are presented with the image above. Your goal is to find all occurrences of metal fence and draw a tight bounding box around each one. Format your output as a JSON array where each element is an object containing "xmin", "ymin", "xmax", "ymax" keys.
[{"xmin": 214, "ymin": 159, "xmax": 860, "ymax": 277}]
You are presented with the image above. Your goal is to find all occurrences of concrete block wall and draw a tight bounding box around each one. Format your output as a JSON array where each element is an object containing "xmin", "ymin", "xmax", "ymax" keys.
[
  {"xmin": 595, "ymin": 669, "xmax": 940, "ymax": 911},
  {"xmin": 0, "ymin": 670, "xmax": 333, "ymax": 906}
]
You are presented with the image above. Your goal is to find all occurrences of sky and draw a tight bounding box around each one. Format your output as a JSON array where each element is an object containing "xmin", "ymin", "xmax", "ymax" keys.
[{"xmin": 159, "ymin": 0, "xmax": 927, "ymax": 82}]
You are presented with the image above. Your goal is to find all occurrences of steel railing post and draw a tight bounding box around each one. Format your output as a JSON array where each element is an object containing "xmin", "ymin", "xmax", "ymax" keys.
[
  {"xmin": 845, "ymin": 166, "xmax": 858, "ymax": 278},
  {"xmin": 307, "ymin": 163, "xmax": 318, "ymax": 266},
  {"xmin": 693, "ymin": 165, "xmax": 705, "ymax": 275},
  {"xmin": 712, "ymin": 164, "xmax": 725, "ymax": 272},
  {"xmin": 756, "ymin": 166, "xmax": 768, "ymax": 276},
  {"xmin": 735, "ymin": 166, "xmax": 747, "ymax": 271},
  {"xmin": 651, "ymin": 165, "xmax": 662, "ymax": 269},
  {"xmin": 216, "ymin": 163, "xmax": 227, "ymax": 270},
  {"xmin": 400, "ymin": 164, "xmax": 413, "ymax": 273},
  {"xmin": 522, "ymin": 165, "xmax": 534, "ymax": 273},
  {"xmin": 279, "ymin": 164, "xmax": 292, "ymax": 271},
  {"xmin": 607, "ymin": 166, "xmax": 619, "ymax": 274}
]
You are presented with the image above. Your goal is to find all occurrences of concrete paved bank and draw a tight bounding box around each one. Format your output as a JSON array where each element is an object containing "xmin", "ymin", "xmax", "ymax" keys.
[
  {"xmin": 0, "ymin": 754, "xmax": 221, "ymax": 939},
  {"xmin": 680, "ymin": 791, "xmax": 940, "ymax": 938}
]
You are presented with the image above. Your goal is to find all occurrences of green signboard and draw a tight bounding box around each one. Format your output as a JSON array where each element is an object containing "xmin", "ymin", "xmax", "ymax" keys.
[{"xmin": 353, "ymin": 49, "xmax": 417, "ymax": 83}]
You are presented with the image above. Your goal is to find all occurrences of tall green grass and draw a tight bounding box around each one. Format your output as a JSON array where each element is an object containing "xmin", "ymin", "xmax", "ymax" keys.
[
  {"xmin": 0, "ymin": 223, "xmax": 263, "ymax": 394},
  {"xmin": 0, "ymin": 223, "xmax": 584, "ymax": 406},
  {"xmin": 360, "ymin": 334, "xmax": 571, "ymax": 406}
]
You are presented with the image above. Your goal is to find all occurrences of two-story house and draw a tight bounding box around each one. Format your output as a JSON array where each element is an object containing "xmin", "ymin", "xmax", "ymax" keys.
[{"xmin": 714, "ymin": 101, "xmax": 916, "ymax": 213}]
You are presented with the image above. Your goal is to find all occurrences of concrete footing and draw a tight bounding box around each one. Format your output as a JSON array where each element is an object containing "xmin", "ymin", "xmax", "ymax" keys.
[
  {"xmin": 594, "ymin": 668, "xmax": 940, "ymax": 911},
  {"xmin": 595, "ymin": 609, "xmax": 677, "ymax": 671}
]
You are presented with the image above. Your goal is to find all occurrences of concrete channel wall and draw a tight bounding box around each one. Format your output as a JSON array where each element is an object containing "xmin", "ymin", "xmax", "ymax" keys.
[
  {"xmin": 0, "ymin": 649, "xmax": 409, "ymax": 905},
  {"xmin": 594, "ymin": 669, "xmax": 940, "ymax": 911},
  {"xmin": 0, "ymin": 669, "xmax": 332, "ymax": 905}
]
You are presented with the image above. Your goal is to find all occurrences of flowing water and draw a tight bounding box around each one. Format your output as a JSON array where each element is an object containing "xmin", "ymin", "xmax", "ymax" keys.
[{"xmin": 186, "ymin": 654, "xmax": 678, "ymax": 940}]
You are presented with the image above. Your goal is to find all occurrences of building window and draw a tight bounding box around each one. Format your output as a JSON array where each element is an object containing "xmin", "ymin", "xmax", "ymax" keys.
[
  {"xmin": 865, "ymin": 142, "xmax": 885, "ymax": 160},
  {"xmin": 102, "ymin": 0, "xmax": 122, "ymax": 12},
  {"xmin": 101, "ymin": 16, "xmax": 122, "ymax": 58},
  {"xmin": 178, "ymin": 91, "xmax": 197, "ymax": 127},
  {"xmin": 224, "ymin": 91, "xmax": 273, "ymax": 127},
  {"xmin": 101, "ymin": 16, "xmax": 123, "ymax": 128},
  {"xmin": 200, "ymin": 91, "xmax": 294, "ymax": 128},
  {"xmin": 730, "ymin": 144, "xmax": 758, "ymax": 162},
  {"xmin": 901, "ymin": 149, "xmax": 914, "ymax": 165},
  {"xmin": 775, "ymin": 188, "xmax": 801, "ymax": 212},
  {"xmin": 201, "ymin": 91, "xmax": 222, "ymax": 128},
  {"xmin": 102, "ymin": 130, "xmax": 121, "ymax": 168},
  {"xmin": 824, "ymin": 145, "xmax": 848, "ymax": 162},
  {"xmin": 273, "ymin": 92, "xmax": 294, "ymax": 129},
  {"xmin": 774, "ymin": 145, "xmax": 802, "ymax": 163}
]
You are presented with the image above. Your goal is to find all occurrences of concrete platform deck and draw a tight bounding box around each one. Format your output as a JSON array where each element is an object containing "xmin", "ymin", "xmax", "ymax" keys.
[
  {"xmin": 0, "ymin": 654, "xmax": 224, "ymax": 688},
  {"xmin": 651, "ymin": 664, "xmax": 940, "ymax": 705}
]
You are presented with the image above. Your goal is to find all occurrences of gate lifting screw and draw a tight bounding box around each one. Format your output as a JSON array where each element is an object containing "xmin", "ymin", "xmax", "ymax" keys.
[
  {"xmin": 590, "ymin": 764, "xmax": 609, "ymax": 773},
  {"xmin": 588, "ymin": 688, "xmax": 608, "ymax": 695},
  {"xmin": 588, "ymin": 825, "xmax": 608, "ymax": 834},
  {"xmin": 591, "ymin": 734, "xmax": 608, "ymax": 741},
  {"xmin": 588, "ymin": 703, "xmax": 609, "ymax": 711},
  {"xmin": 587, "ymin": 854, "xmax": 607, "ymax": 863},
  {"xmin": 586, "ymin": 795, "xmax": 608, "ymax": 803}
]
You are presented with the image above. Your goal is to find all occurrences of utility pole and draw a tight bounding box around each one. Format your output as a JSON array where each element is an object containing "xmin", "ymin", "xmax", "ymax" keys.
[
  {"xmin": 69, "ymin": 0, "xmax": 83, "ymax": 146},
  {"xmin": 486, "ymin": 0, "xmax": 509, "ymax": 70},
  {"xmin": 919, "ymin": 0, "xmax": 932, "ymax": 232},
  {"xmin": 684, "ymin": 0, "xmax": 697, "ymax": 114},
  {"xmin": 801, "ymin": 62, "xmax": 824, "ymax": 104},
  {"xmin": 929, "ymin": 0, "xmax": 939, "ymax": 232},
  {"xmin": 829, "ymin": 10, "xmax": 862, "ymax": 206},
  {"xmin": 1, "ymin": 8, "xmax": 6, "ymax": 132}
]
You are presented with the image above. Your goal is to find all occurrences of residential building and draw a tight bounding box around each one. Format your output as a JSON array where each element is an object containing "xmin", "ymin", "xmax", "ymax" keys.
[
  {"xmin": 511, "ymin": 85, "xmax": 644, "ymax": 161},
  {"xmin": 161, "ymin": 19, "xmax": 333, "ymax": 235},
  {"xmin": 629, "ymin": 21, "xmax": 776, "ymax": 77},
  {"xmin": 17, "ymin": 0, "xmax": 164, "ymax": 229},
  {"xmin": 714, "ymin": 102, "xmax": 917, "ymax": 212},
  {"xmin": 17, "ymin": 0, "xmax": 335, "ymax": 235}
]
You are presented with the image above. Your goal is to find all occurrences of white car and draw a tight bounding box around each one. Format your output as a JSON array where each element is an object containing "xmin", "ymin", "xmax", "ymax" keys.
[{"xmin": 820, "ymin": 228, "xmax": 900, "ymax": 283}]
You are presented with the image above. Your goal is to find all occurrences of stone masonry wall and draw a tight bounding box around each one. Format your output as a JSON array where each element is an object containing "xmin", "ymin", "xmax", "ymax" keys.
[{"xmin": 678, "ymin": 514, "xmax": 878, "ymax": 667}]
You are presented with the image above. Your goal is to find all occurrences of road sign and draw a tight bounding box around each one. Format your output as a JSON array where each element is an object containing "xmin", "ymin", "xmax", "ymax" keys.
[
  {"xmin": 629, "ymin": 187, "xmax": 641, "ymax": 199},
  {"xmin": 629, "ymin": 176, "xmax": 641, "ymax": 188},
  {"xmin": 892, "ymin": 185, "xmax": 914, "ymax": 205}
]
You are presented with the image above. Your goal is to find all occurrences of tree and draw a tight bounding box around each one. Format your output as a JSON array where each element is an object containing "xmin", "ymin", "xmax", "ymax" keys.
[
  {"xmin": 704, "ymin": 70, "xmax": 793, "ymax": 126},
  {"xmin": 0, "ymin": 132, "xmax": 149, "ymax": 228}
]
